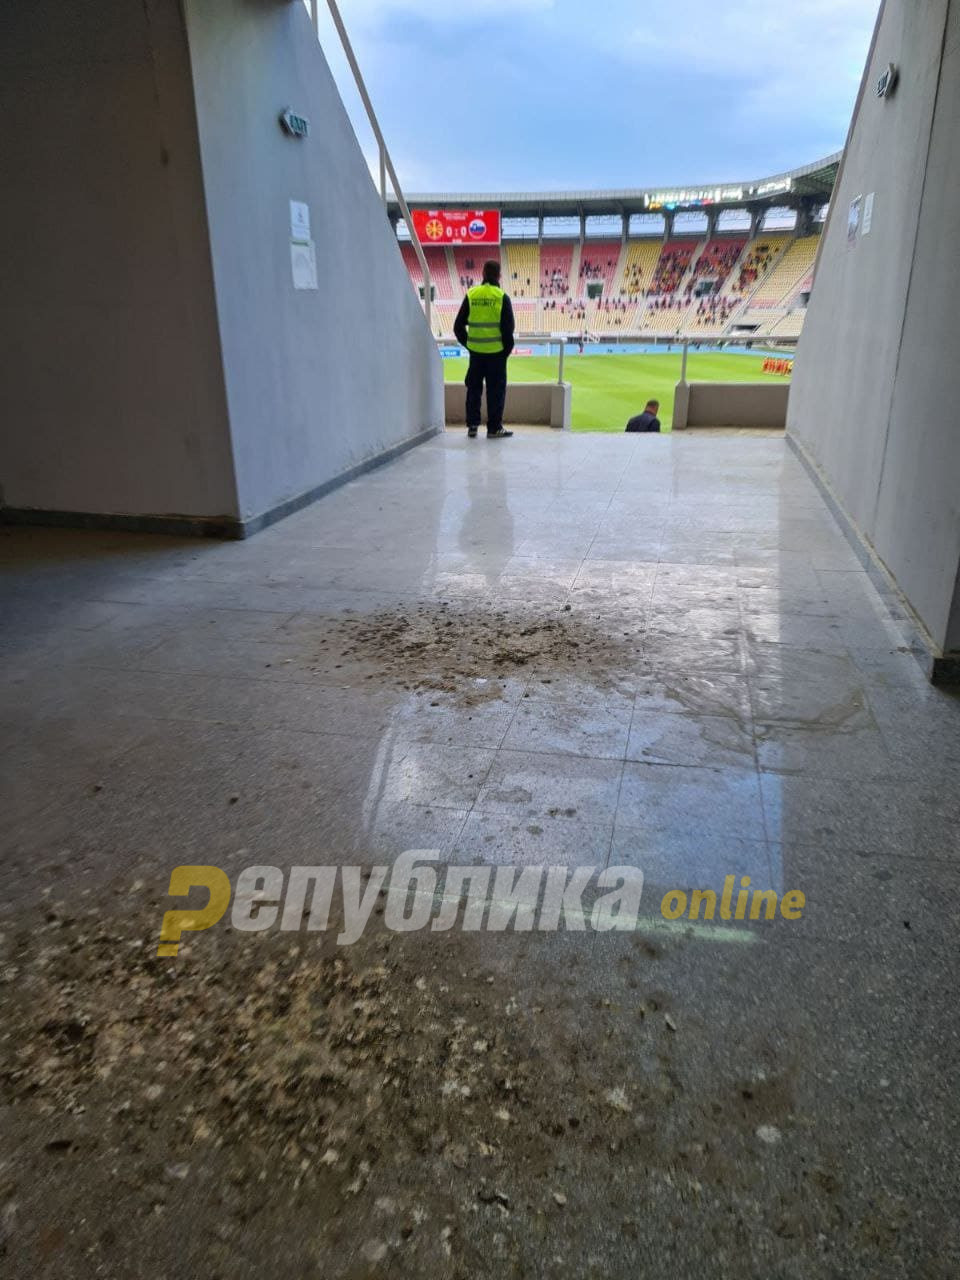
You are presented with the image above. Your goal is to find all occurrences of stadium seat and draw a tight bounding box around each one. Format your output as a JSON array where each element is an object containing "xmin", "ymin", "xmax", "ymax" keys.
[
  {"xmin": 747, "ymin": 235, "xmax": 819, "ymax": 308},
  {"xmin": 539, "ymin": 242, "xmax": 575, "ymax": 299},
  {"xmin": 398, "ymin": 226, "xmax": 819, "ymax": 341},
  {"xmin": 620, "ymin": 239, "xmax": 666, "ymax": 298},
  {"xmin": 503, "ymin": 242, "xmax": 541, "ymax": 299}
]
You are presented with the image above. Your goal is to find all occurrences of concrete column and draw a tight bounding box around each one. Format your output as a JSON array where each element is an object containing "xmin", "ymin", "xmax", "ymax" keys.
[
  {"xmin": 786, "ymin": 0, "xmax": 960, "ymax": 677},
  {"xmin": 795, "ymin": 200, "xmax": 815, "ymax": 237},
  {"xmin": 0, "ymin": 0, "xmax": 443, "ymax": 537}
]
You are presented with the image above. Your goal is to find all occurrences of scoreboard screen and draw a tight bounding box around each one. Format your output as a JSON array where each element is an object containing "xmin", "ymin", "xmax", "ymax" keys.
[{"xmin": 411, "ymin": 209, "xmax": 502, "ymax": 246}]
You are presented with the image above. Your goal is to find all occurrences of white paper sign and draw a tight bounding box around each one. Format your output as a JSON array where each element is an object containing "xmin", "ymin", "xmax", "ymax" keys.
[
  {"xmin": 289, "ymin": 200, "xmax": 311, "ymax": 244},
  {"xmin": 291, "ymin": 239, "xmax": 318, "ymax": 290},
  {"xmin": 862, "ymin": 192, "xmax": 874, "ymax": 235}
]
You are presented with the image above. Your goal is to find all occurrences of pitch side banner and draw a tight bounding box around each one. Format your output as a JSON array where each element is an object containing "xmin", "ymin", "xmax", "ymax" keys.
[{"xmin": 411, "ymin": 209, "xmax": 502, "ymax": 246}]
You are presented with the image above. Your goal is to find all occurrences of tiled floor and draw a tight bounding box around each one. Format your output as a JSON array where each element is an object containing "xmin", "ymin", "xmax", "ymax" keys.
[
  {"xmin": 2, "ymin": 428, "xmax": 959, "ymax": 1273},
  {"xmin": 4, "ymin": 430, "xmax": 957, "ymax": 889}
]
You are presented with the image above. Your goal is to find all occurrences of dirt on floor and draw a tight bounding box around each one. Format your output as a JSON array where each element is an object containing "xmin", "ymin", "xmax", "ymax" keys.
[
  {"xmin": 0, "ymin": 883, "xmax": 941, "ymax": 1280},
  {"xmin": 317, "ymin": 601, "xmax": 647, "ymax": 704}
]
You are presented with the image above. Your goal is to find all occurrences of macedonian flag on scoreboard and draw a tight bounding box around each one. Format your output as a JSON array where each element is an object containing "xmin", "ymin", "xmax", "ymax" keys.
[{"xmin": 410, "ymin": 209, "xmax": 502, "ymax": 246}]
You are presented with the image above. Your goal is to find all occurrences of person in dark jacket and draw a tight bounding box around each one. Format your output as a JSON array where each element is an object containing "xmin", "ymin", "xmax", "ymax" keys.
[
  {"xmin": 625, "ymin": 400, "xmax": 662, "ymax": 433},
  {"xmin": 454, "ymin": 260, "xmax": 516, "ymax": 439}
]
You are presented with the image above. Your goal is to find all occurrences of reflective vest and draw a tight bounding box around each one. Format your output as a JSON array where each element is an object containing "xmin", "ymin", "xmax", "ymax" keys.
[{"xmin": 466, "ymin": 283, "xmax": 505, "ymax": 354}]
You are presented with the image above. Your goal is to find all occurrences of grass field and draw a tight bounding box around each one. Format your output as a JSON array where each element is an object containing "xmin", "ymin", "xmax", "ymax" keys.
[{"xmin": 442, "ymin": 352, "xmax": 790, "ymax": 431}]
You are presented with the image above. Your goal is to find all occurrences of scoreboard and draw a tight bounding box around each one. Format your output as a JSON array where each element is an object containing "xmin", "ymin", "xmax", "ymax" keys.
[{"xmin": 411, "ymin": 209, "xmax": 502, "ymax": 246}]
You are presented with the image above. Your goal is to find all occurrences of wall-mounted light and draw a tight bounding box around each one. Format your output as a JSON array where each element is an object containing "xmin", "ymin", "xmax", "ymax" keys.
[{"xmin": 876, "ymin": 62, "xmax": 899, "ymax": 99}]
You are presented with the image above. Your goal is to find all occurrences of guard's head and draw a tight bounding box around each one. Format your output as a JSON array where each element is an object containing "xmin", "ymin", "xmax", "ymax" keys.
[
  {"xmin": 482, "ymin": 260, "xmax": 501, "ymax": 285},
  {"xmin": 645, "ymin": 400, "xmax": 660, "ymax": 413}
]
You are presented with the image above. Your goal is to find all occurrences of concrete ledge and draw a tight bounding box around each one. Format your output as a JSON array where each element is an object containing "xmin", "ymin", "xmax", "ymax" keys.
[
  {"xmin": 673, "ymin": 381, "xmax": 790, "ymax": 430},
  {"xmin": 445, "ymin": 382, "xmax": 571, "ymax": 429},
  {"xmin": 787, "ymin": 433, "xmax": 960, "ymax": 685},
  {"xmin": 0, "ymin": 425, "xmax": 443, "ymax": 540}
]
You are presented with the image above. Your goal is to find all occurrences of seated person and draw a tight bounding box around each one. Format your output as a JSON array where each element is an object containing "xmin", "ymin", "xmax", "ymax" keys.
[{"xmin": 625, "ymin": 400, "xmax": 661, "ymax": 433}]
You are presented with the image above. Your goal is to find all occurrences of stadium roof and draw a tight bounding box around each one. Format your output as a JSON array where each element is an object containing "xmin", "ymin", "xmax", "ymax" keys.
[{"xmin": 392, "ymin": 153, "xmax": 841, "ymax": 220}]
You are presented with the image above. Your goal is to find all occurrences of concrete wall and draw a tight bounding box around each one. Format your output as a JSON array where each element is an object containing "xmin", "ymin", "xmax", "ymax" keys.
[
  {"xmin": 0, "ymin": 0, "xmax": 238, "ymax": 521},
  {"xmin": 673, "ymin": 382, "xmax": 790, "ymax": 430},
  {"xmin": 788, "ymin": 0, "xmax": 960, "ymax": 655},
  {"xmin": 444, "ymin": 382, "xmax": 571, "ymax": 429},
  {"xmin": 183, "ymin": 0, "xmax": 444, "ymax": 526}
]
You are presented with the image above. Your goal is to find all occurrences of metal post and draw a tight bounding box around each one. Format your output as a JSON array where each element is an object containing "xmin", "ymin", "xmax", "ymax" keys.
[
  {"xmin": 680, "ymin": 338, "xmax": 689, "ymax": 384},
  {"xmin": 557, "ymin": 339, "xmax": 565, "ymax": 385},
  {"xmin": 324, "ymin": 0, "xmax": 432, "ymax": 333}
]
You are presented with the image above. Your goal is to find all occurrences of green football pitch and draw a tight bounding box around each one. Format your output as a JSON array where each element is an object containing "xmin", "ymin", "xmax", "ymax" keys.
[{"xmin": 442, "ymin": 351, "xmax": 790, "ymax": 431}]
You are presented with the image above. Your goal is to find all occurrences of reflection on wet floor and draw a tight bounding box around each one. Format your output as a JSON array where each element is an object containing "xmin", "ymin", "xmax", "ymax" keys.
[{"xmin": 2, "ymin": 429, "xmax": 959, "ymax": 1275}]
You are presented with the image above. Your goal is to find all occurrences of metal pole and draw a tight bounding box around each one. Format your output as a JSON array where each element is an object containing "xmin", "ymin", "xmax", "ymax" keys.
[
  {"xmin": 558, "ymin": 339, "xmax": 565, "ymax": 385},
  {"xmin": 680, "ymin": 338, "xmax": 689, "ymax": 384},
  {"xmin": 324, "ymin": 0, "xmax": 432, "ymax": 331}
]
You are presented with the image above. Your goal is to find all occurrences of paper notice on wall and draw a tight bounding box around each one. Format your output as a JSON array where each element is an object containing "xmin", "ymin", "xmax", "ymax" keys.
[
  {"xmin": 862, "ymin": 192, "xmax": 874, "ymax": 235},
  {"xmin": 847, "ymin": 195, "xmax": 862, "ymax": 246},
  {"xmin": 290, "ymin": 200, "xmax": 311, "ymax": 244},
  {"xmin": 291, "ymin": 239, "xmax": 318, "ymax": 290}
]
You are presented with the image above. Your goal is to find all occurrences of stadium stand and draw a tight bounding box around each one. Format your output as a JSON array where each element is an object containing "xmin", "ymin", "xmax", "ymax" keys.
[
  {"xmin": 401, "ymin": 243, "xmax": 458, "ymax": 301},
  {"xmin": 503, "ymin": 241, "xmax": 540, "ymax": 299},
  {"xmin": 648, "ymin": 241, "xmax": 697, "ymax": 296},
  {"xmin": 539, "ymin": 241, "xmax": 575, "ymax": 298},
  {"xmin": 620, "ymin": 239, "xmax": 663, "ymax": 299},
  {"xmin": 452, "ymin": 246, "xmax": 499, "ymax": 294},
  {"xmin": 746, "ymin": 234, "xmax": 819, "ymax": 307},
  {"xmin": 642, "ymin": 299, "xmax": 689, "ymax": 334},
  {"xmin": 685, "ymin": 237, "xmax": 747, "ymax": 295},
  {"xmin": 405, "ymin": 220, "xmax": 822, "ymax": 338},
  {"xmin": 769, "ymin": 311, "xmax": 806, "ymax": 339},
  {"xmin": 430, "ymin": 303, "xmax": 460, "ymax": 338},
  {"xmin": 579, "ymin": 241, "xmax": 621, "ymax": 294},
  {"xmin": 718, "ymin": 232, "xmax": 790, "ymax": 301}
]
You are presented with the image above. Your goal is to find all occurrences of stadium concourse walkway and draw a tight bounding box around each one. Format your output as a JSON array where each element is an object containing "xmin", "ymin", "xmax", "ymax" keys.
[{"xmin": 2, "ymin": 429, "xmax": 958, "ymax": 1278}]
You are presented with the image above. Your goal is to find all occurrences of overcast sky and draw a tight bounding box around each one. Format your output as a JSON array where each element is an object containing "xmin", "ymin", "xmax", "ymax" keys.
[{"xmin": 316, "ymin": 1, "xmax": 879, "ymax": 193}]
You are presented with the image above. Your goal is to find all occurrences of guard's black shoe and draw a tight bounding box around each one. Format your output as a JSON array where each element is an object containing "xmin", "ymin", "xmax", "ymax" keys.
[
  {"xmin": 487, "ymin": 429, "xmax": 514, "ymax": 439},
  {"xmin": 467, "ymin": 426, "xmax": 478, "ymax": 438}
]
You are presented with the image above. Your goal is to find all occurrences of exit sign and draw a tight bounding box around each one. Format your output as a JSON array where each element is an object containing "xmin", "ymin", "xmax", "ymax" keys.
[{"xmin": 280, "ymin": 107, "xmax": 310, "ymax": 139}]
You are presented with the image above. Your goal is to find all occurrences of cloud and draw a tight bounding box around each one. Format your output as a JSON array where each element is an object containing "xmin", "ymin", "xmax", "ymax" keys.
[
  {"xmin": 312, "ymin": 0, "xmax": 880, "ymax": 191},
  {"xmin": 329, "ymin": 0, "xmax": 554, "ymax": 27},
  {"xmin": 616, "ymin": 0, "xmax": 878, "ymax": 140}
]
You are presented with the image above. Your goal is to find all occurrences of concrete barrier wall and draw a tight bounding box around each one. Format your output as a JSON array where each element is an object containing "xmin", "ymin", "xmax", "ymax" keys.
[
  {"xmin": 185, "ymin": 0, "xmax": 444, "ymax": 530},
  {"xmin": 0, "ymin": 0, "xmax": 238, "ymax": 522},
  {"xmin": 672, "ymin": 382, "xmax": 790, "ymax": 429},
  {"xmin": 787, "ymin": 0, "xmax": 960, "ymax": 657},
  {"xmin": 444, "ymin": 382, "xmax": 571, "ymax": 429}
]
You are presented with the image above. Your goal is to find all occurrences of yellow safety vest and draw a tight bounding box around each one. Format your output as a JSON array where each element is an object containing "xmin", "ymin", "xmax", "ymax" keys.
[{"xmin": 466, "ymin": 283, "xmax": 505, "ymax": 354}]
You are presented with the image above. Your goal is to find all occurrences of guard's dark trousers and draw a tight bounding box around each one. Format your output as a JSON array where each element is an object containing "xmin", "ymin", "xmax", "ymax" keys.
[{"xmin": 465, "ymin": 352, "xmax": 508, "ymax": 434}]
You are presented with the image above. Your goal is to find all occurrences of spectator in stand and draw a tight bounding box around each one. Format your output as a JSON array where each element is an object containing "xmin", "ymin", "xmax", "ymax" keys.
[{"xmin": 625, "ymin": 400, "xmax": 661, "ymax": 433}]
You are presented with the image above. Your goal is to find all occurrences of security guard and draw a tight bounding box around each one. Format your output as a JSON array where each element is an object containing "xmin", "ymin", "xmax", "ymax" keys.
[{"xmin": 453, "ymin": 260, "xmax": 516, "ymax": 439}]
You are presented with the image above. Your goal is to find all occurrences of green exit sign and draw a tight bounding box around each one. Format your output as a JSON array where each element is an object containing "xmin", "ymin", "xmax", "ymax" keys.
[{"xmin": 280, "ymin": 108, "xmax": 310, "ymax": 139}]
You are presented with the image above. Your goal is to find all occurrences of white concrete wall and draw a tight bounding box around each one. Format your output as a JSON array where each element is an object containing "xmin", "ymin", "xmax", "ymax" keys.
[
  {"xmin": 788, "ymin": 0, "xmax": 960, "ymax": 654},
  {"xmin": 183, "ymin": 0, "xmax": 444, "ymax": 526},
  {"xmin": 674, "ymin": 382, "xmax": 789, "ymax": 430},
  {"xmin": 444, "ymin": 382, "xmax": 571, "ymax": 428},
  {"xmin": 0, "ymin": 0, "xmax": 238, "ymax": 520}
]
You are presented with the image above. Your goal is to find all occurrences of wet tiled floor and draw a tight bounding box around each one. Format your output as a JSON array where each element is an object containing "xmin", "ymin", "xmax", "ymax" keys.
[{"xmin": 2, "ymin": 428, "xmax": 959, "ymax": 1274}]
